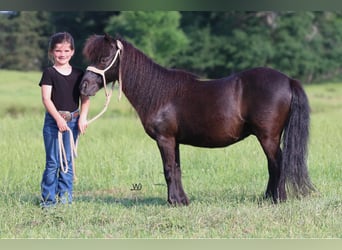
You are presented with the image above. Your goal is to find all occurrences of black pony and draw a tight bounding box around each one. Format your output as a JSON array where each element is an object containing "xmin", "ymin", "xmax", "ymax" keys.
[{"xmin": 80, "ymin": 34, "xmax": 315, "ymax": 206}]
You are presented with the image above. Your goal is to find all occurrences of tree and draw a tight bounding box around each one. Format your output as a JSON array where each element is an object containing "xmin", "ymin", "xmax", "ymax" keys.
[
  {"xmin": 178, "ymin": 12, "xmax": 274, "ymax": 78},
  {"xmin": 269, "ymin": 12, "xmax": 321, "ymax": 81},
  {"xmin": 314, "ymin": 12, "xmax": 342, "ymax": 81},
  {"xmin": 178, "ymin": 11, "xmax": 341, "ymax": 82},
  {"xmin": 105, "ymin": 11, "xmax": 188, "ymax": 67},
  {"xmin": 224, "ymin": 12, "xmax": 275, "ymax": 74},
  {"xmin": 3, "ymin": 11, "xmax": 342, "ymax": 83},
  {"xmin": 0, "ymin": 11, "xmax": 51, "ymax": 71}
]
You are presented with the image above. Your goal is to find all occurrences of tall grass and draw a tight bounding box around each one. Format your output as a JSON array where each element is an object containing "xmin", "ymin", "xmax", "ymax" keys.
[{"xmin": 0, "ymin": 70, "xmax": 341, "ymax": 238}]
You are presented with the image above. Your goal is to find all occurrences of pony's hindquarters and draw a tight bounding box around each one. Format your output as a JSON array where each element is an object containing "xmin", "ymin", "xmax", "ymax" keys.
[{"xmin": 280, "ymin": 79, "xmax": 315, "ymax": 197}]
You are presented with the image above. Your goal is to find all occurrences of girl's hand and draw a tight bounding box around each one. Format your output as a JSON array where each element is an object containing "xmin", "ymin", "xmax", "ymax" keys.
[
  {"xmin": 78, "ymin": 117, "xmax": 88, "ymax": 135},
  {"xmin": 56, "ymin": 116, "xmax": 68, "ymax": 132}
]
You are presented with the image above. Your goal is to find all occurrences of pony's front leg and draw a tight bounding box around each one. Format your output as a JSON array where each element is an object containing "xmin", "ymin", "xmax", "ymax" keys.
[{"xmin": 157, "ymin": 137, "xmax": 189, "ymax": 206}]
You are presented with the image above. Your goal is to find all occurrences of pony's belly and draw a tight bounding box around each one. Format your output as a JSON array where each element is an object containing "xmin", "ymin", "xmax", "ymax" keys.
[{"xmin": 178, "ymin": 133, "xmax": 243, "ymax": 148}]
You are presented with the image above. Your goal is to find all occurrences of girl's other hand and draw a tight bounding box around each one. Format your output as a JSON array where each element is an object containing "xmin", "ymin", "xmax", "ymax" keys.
[{"xmin": 78, "ymin": 117, "xmax": 88, "ymax": 135}]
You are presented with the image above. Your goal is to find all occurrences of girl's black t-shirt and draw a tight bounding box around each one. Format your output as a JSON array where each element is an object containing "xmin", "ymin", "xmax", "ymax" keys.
[{"xmin": 39, "ymin": 67, "xmax": 84, "ymax": 112}]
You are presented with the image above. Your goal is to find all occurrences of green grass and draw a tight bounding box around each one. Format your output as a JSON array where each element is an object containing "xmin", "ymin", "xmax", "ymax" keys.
[{"xmin": 0, "ymin": 69, "xmax": 341, "ymax": 238}]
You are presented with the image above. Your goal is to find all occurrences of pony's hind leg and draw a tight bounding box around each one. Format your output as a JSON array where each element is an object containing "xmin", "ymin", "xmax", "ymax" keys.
[
  {"xmin": 157, "ymin": 137, "xmax": 189, "ymax": 206},
  {"xmin": 258, "ymin": 136, "xmax": 286, "ymax": 203}
]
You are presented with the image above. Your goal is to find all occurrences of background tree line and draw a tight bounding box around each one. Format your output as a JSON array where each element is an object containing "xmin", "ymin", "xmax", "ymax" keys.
[{"xmin": 1, "ymin": 11, "xmax": 342, "ymax": 83}]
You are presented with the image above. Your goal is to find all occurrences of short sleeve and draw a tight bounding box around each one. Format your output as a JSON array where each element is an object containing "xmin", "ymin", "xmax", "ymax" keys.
[{"xmin": 39, "ymin": 68, "xmax": 53, "ymax": 87}]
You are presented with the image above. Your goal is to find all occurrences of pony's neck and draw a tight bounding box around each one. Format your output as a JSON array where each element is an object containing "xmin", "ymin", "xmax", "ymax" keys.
[{"xmin": 120, "ymin": 42, "xmax": 174, "ymax": 121}]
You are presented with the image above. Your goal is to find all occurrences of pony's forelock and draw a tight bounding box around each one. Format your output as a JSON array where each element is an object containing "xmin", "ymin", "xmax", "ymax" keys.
[{"xmin": 83, "ymin": 35, "xmax": 109, "ymax": 63}]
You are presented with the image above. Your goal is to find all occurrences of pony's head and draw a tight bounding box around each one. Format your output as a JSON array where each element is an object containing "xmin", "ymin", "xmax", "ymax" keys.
[{"xmin": 80, "ymin": 33, "xmax": 121, "ymax": 96}]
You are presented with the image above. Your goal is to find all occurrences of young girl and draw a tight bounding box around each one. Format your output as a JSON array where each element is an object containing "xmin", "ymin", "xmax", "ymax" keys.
[{"xmin": 39, "ymin": 32, "xmax": 90, "ymax": 208}]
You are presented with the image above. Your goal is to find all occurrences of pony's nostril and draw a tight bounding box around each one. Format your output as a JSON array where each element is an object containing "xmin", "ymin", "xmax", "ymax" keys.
[
  {"xmin": 80, "ymin": 81, "xmax": 89, "ymax": 95},
  {"xmin": 82, "ymin": 81, "xmax": 88, "ymax": 90}
]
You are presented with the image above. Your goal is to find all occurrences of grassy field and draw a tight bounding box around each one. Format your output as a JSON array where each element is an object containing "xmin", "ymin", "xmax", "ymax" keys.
[{"xmin": 0, "ymin": 69, "xmax": 341, "ymax": 238}]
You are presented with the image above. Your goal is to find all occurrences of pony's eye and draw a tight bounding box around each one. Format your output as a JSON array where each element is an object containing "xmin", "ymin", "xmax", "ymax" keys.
[{"xmin": 101, "ymin": 57, "xmax": 107, "ymax": 64}]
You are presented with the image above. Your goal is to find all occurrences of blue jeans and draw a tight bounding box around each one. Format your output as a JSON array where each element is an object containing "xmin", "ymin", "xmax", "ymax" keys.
[{"xmin": 41, "ymin": 111, "xmax": 79, "ymax": 208}]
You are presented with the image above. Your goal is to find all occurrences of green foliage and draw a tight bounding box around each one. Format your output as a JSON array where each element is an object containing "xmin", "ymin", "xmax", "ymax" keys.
[
  {"xmin": 4, "ymin": 11, "xmax": 342, "ymax": 82},
  {"xmin": 314, "ymin": 12, "xmax": 342, "ymax": 81},
  {"xmin": 177, "ymin": 11, "xmax": 342, "ymax": 81},
  {"xmin": 0, "ymin": 11, "xmax": 50, "ymax": 71},
  {"xmin": 175, "ymin": 12, "xmax": 284, "ymax": 78},
  {"xmin": 270, "ymin": 12, "xmax": 321, "ymax": 81},
  {"xmin": 105, "ymin": 11, "xmax": 188, "ymax": 66}
]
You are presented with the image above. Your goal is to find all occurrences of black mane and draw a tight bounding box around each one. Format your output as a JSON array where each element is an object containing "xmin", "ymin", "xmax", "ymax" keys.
[{"xmin": 118, "ymin": 38, "xmax": 199, "ymax": 117}]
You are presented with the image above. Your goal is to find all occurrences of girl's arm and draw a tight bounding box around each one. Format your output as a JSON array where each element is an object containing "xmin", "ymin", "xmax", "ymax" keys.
[
  {"xmin": 41, "ymin": 85, "xmax": 68, "ymax": 132},
  {"xmin": 78, "ymin": 95, "xmax": 90, "ymax": 134}
]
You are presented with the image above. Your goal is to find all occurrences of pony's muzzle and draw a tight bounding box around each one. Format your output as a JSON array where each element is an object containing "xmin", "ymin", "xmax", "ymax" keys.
[{"xmin": 80, "ymin": 80, "xmax": 96, "ymax": 96}]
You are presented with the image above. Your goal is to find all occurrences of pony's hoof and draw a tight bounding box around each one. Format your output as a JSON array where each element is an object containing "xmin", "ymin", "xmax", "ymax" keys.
[{"xmin": 168, "ymin": 196, "xmax": 190, "ymax": 206}]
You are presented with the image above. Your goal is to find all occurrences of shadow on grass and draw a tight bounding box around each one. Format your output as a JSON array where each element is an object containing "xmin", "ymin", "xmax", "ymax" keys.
[
  {"xmin": 13, "ymin": 187, "xmax": 270, "ymax": 208},
  {"xmin": 74, "ymin": 188, "xmax": 270, "ymax": 208},
  {"xmin": 75, "ymin": 194, "xmax": 167, "ymax": 207},
  {"xmin": 3, "ymin": 190, "xmax": 166, "ymax": 208},
  {"xmin": 190, "ymin": 191, "xmax": 270, "ymax": 207}
]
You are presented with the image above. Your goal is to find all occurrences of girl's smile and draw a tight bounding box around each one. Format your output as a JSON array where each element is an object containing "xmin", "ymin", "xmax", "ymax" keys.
[{"xmin": 51, "ymin": 42, "xmax": 74, "ymax": 67}]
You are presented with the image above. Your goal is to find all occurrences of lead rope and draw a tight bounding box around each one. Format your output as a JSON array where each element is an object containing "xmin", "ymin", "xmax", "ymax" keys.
[
  {"xmin": 58, "ymin": 40, "xmax": 123, "ymax": 182},
  {"xmin": 58, "ymin": 127, "xmax": 78, "ymax": 181}
]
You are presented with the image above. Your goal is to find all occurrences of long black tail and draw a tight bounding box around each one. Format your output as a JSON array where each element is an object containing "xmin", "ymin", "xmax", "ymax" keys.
[{"xmin": 281, "ymin": 79, "xmax": 315, "ymax": 197}]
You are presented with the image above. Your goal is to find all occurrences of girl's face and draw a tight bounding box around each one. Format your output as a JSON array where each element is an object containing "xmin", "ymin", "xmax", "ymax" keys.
[{"xmin": 51, "ymin": 42, "xmax": 74, "ymax": 66}]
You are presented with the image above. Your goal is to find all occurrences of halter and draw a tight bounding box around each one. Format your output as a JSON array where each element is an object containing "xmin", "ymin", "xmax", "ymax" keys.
[{"xmin": 86, "ymin": 39, "xmax": 123, "ymax": 124}]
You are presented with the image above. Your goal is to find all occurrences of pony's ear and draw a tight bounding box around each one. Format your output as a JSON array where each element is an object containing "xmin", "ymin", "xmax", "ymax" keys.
[{"xmin": 104, "ymin": 33, "xmax": 112, "ymax": 42}]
